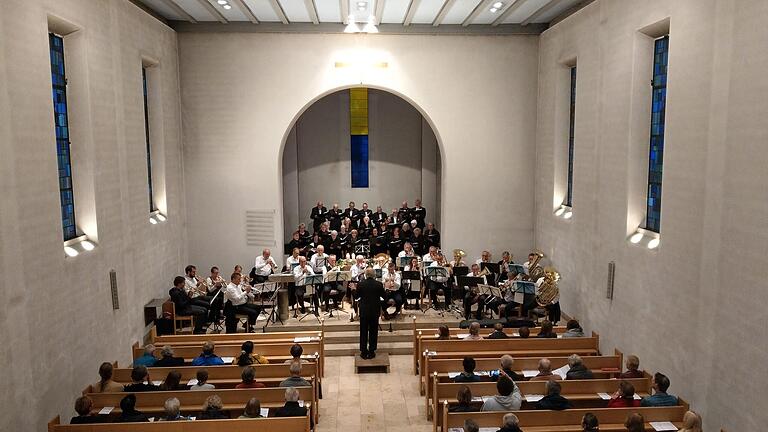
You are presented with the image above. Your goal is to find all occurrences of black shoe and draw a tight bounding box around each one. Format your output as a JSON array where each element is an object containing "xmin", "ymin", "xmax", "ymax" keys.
[
  {"xmin": 360, "ymin": 352, "xmax": 369, "ymax": 359},
  {"xmin": 369, "ymin": 351, "xmax": 376, "ymax": 359}
]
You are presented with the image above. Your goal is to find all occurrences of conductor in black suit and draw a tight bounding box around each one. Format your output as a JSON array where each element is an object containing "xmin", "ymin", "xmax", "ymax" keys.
[{"xmin": 357, "ymin": 268, "xmax": 385, "ymax": 359}]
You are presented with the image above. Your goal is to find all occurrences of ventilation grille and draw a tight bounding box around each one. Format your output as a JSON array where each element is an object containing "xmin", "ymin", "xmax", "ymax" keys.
[
  {"xmin": 606, "ymin": 261, "xmax": 615, "ymax": 300},
  {"xmin": 109, "ymin": 269, "xmax": 120, "ymax": 310},
  {"xmin": 245, "ymin": 210, "xmax": 276, "ymax": 247}
]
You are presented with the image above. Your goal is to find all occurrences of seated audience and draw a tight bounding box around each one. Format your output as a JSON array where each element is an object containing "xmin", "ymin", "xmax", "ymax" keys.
[
  {"xmin": 280, "ymin": 361, "xmax": 311, "ymax": 387},
  {"xmin": 619, "ymin": 354, "xmax": 644, "ymax": 379},
  {"xmin": 235, "ymin": 341, "xmax": 268, "ymax": 366},
  {"xmin": 497, "ymin": 413, "xmax": 523, "ymax": 432},
  {"xmin": 536, "ymin": 321, "xmax": 557, "ymax": 338},
  {"xmin": 437, "ymin": 325, "xmax": 450, "ymax": 340},
  {"xmin": 192, "ymin": 341, "xmax": 225, "ymax": 366},
  {"xmin": 159, "ymin": 397, "xmax": 188, "ymax": 421},
  {"xmin": 123, "ymin": 366, "xmax": 158, "ymax": 392},
  {"xmin": 284, "ymin": 343, "xmax": 304, "ymax": 364},
  {"xmin": 565, "ymin": 354, "xmax": 594, "ymax": 380},
  {"xmin": 641, "ymin": 372, "xmax": 678, "ymax": 407},
  {"xmin": 463, "ymin": 322, "xmax": 483, "ymax": 340},
  {"xmin": 190, "ymin": 369, "xmax": 215, "ymax": 390},
  {"xmin": 239, "ymin": 397, "xmax": 263, "ymax": 419},
  {"xmin": 454, "ymin": 357, "xmax": 482, "ymax": 383},
  {"xmin": 133, "ymin": 344, "xmax": 157, "ymax": 367},
  {"xmin": 563, "ymin": 319, "xmax": 584, "ymax": 338},
  {"xmin": 92, "ymin": 362, "xmax": 123, "ymax": 393},
  {"xmin": 679, "ymin": 410, "xmax": 703, "ymax": 432},
  {"xmin": 481, "ymin": 375, "xmax": 522, "ymax": 411},
  {"xmin": 275, "ymin": 387, "xmax": 308, "ymax": 417},
  {"xmin": 449, "ymin": 385, "xmax": 477, "ymax": 413},
  {"xmin": 70, "ymin": 396, "xmax": 103, "ymax": 424},
  {"xmin": 535, "ymin": 380, "xmax": 572, "ymax": 410},
  {"xmin": 200, "ymin": 395, "xmax": 228, "ymax": 419},
  {"xmin": 463, "ymin": 419, "xmax": 480, "ymax": 432},
  {"xmin": 115, "ymin": 394, "xmax": 149, "ymax": 423},
  {"xmin": 531, "ymin": 358, "xmax": 561, "ymax": 381},
  {"xmin": 581, "ymin": 412, "xmax": 599, "ymax": 431},
  {"xmin": 155, "ymin": 346, "xmax": 185, "ymax": 367},
  {"xmin": 624, "ymin": 413, "xmax": 644, "ymax": 432},
  {"xmin": 517, "ymin": 326, "xmax": 530, "ymax": 339},
  {"xmin": 159, "ymin": 370, "xmax": 187, "ymax": 391},
  {"xmin": 496, "ymin": 354, "xmax": 524, "ymax": 382},
  {"xmin": 487, "ymin": 322, "xmax": 509, "ymax": 339},
  {"xmin": 607, "ymin": 381, "xmax": 640, "ymax": 408},
  {"xmin": 237, "ymin": 366, "xmax": 266, "ymax": 389}
]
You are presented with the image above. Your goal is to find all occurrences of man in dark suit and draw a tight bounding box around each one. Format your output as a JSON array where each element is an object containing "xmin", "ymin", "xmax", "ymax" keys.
[
  {"xmin": 274, "ymin": 387, "xmax": 308, "ymax": 417},
  {"xmin": 357, "ymin": 268, "xmax": 385, "ymax": 359},
  {"xmin": 310, "ymin": 201, "xmax": 327, "ymax": 233}
]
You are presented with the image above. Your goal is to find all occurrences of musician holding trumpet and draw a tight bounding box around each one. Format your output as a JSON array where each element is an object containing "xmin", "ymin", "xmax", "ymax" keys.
[
  {"xmin": 252, "ymin": 248, "xmax": 278, "ymax": 284},
  {"xmin": 183, "ymin": 265, "xmax": 215, "ymax": 323}
]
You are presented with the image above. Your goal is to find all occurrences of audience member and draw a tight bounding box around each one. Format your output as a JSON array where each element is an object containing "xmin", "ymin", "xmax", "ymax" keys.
[
  {"xmin": 607, "ymin": 381, "xmax": 640, "ymax": 408},
  {"xmin": 239, "ymin": 397, "xmax": 263, "ymax": 419},
  {"xmin": 517, "ymin": 326, "xmax": 530, "ymax": 339},
  {"xmin": 536, "ymin": 321, "xmax": 557, "ymax": 338},
  {"xmin": 159, "ymin": 370, "xmax": 187, "ymax": 391},
  {"xmin": 274, "ymin": 387, "xmax": 308, "ymax": 417},
  {"xmin": 641, "ymin": 373, "xmax": 678, "ymax": 407},
  {"xmin": 495, "ymin": 354, "xmax": 524, "ymax": 382},
  {"xmin": 497, "ymin": 413, "xmax": 523, "ymax": 432},
  {"xmin": 437, "ymin": 325, "xmax": 450, "ymax": 340},
  {"xmin": 235, "ymin": 341, "xmax": 268, "ymax": 366},
  {"xmin": 115, "ymin": 394, "xmax": 149, "ymax": 422},
  {"xmin": 284, "ymin": 343, "xmax": 304, "ymax": 364},
  {"xmin": 454, "ymin": 357, "xmax": 482, "ymax": 383},
  {"xmin": 581, "ymin": 413, "xmax": 599, "ymax": 431},
  {"xmin": 236, "ymin": 366, "xmax": 266, "ymax": 389},
  {"xmin": 280, "ymin": 361, "xmax": 311, "ymax": 387},
  {"xmin": 192, "ymin": 341, "xmax": 225, "ymax": 366},
  {"xmin": 481, "ymin": 375, "xmax": 522, "ymax": 411},
  {"xmin": 200, "ymin": 395, "xmax": 228, "ymax": 419},
  {"xmin": 123, "ymin": 366, "xmax": 158, "ymax": 392},
  {"xmin": 565, "ymin": 354, "xmax": 594, "ymax": 380},
  {"xmin": 619, "ymin": 355, "xmax": 644, "ymax": 379},
  {"xmin": 535, "ymin": 380, "xmax": 572, "ymax": 410},
  {"xmin": 562, "ymin": 319, "xmax": 584, "ymax": 338},
  {"xmin": 463, "ymin": 419, "xmax": 480, "ymax": 432},
  {"xmin": 159, "ymin": 397, "xmax": 189, "ymax": 421},
  {"xmin": 464, "ymin": 322, "xmax": 483, "ymax": 340},
  {"xmin": 133, "ymin": 344, "xmax": 157, "ymax": 367},
  {"xmin": 531, "ymin": 358, "xmax": 561, "ymax": 381},
  {"xmin": 449, "ymin": 385, "xmax": 477, "ymax": 412},
  {"xmin": 155, "ymin": 346, "xmax": 185, "ymax": 367},
  {"xmin": 190, "ymin": 369, "xmax": 215, "ymax": 390},
  {"xmin": 679, "ymin": 410, "xmax": 702, "ymax": 432},
  {"xmin": 92, "ymin": 362, "xmax": 123, "ymax": 393},
  {"xmin": 624, "ymin": 413, "xmax": 644, "ymax": 432},
  {"xmin": 70, "ymin": 396, "xmax": 102, "ymax": 424},
  {"xmin": 487, "ymin": 322, "xmax": 509, "ymax": 339}
]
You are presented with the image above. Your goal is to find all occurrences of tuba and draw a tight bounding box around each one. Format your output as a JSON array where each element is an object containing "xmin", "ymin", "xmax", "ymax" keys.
[
  {"xmin": 452, "ymin": 249, "xmax": 466, "ymax": 266},
  {"xmin": 536, "ymin": 266, "xmax": 560, "ymax": 306},
  {"xmin": 525, "ymin": 251, "xmax": 546, "ymax": 282}
]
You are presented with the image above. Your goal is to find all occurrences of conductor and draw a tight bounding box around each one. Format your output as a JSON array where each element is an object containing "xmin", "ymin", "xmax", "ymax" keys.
[{"xmin": 357, "ymin": 268, "xmax": 385, "ymax": 359}]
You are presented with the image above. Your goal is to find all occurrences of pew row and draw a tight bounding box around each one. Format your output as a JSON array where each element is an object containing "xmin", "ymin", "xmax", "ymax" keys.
[
  {"xmin": 150, "ymin": 326, "xmax": 324, "ymax": 354},
  {"xmin": 48, "ymin": 415, "xmax": 310, "ymax": 432}
]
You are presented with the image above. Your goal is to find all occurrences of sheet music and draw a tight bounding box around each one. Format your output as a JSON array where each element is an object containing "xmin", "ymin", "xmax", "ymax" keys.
[
  {"xmin": 649, "ymin": 421, "xmax": 678, "ymax": 431},
  {"xmin": 221, "ymin": 356, "xmax": 235, "ymax": 363},
  {"xmin": 525, "ymin": 394, "xmax": 544, "ymax": 402},
  {"xmin": 260, "ymin": 408, "xmax": 269, "ymax": 417},
  {"xmin": 457, "ymin": 333, "xmax": 469, "ymax": 339},
  {"xmin": 597, "ymin": 392, "xmax": 611, "ymax": 400},
  {"xmin": 552, "ymin": 364, "xmax": 570, "ymax": 379},
  {"xmin": 294, "ymin": 337, "xmax": 312, "ymax": 343},
  {"xmin": 447, "ymin": 372, "xmax": 459, "ymax": 378},
  {"xmin": 522, "ymin": 370, "xmax": 539, "ymax": 378},
  {"xmin": 187, "ymin": 378, "xmax": 199, "ymax": 386},
  {"xmin": 98, "ymin": 407, "xmax": 114, "ymax": 415}
]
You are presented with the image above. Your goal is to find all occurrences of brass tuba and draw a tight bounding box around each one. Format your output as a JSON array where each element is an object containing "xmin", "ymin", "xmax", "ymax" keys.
[
  {"xmin": 536, "ymin": 266, "xmax": 560, "ymax": 306},
  {"xmin": 525, "ymin": 251, "xmax": 546, "ymax": 282}
]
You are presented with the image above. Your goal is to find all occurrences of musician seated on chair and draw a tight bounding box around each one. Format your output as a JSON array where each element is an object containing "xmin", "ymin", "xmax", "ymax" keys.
[
  {"xmin": 426, "ymin": 254, "xmax": 450, "ymax": 309},
  {"xmin": 169, "ymin": 276, "xmax": 208, "ymax": 334},
  {"xmin": 292, "ymin": 256, "xmax": 319, "ymax": 314},
  {"xmin": 382, "ymin": 265, "xmax": 403, "ymax": 320},
  {"xmin": 498, "ymin": 251, "xmax": 514, "ymax": 282},
  {"xmin": 397, "ymin": 242, "xmax": 416, "ymax": 260},
  {"xmin": 488, "ymin": 270, "xmax": 521, "ymax": 319},
  {"xmin": 223, "ymin": 272, "xmax": 261, "ymax": 333},
  {"xmin": 310, "ymin": 245, "xmax": 328, "ymax": 274},
  {"xmin": 252, "ymin": 248, "xmax": 277, "ymax": 284},
  {"xmin": 321, "ymin": 254, "xmax": 344, "ymax": 312},
  {"xmin": 535, "ymin": 268, "xmax": 561, "ymax": 324},
  {"xmin": 204, "ymin": 266, "xmax": 226, "ymax": 321},
  {"xmin": 184, "ymin": 265, "xmax": 216, "ymax": 323},
  {"xmin": 403, "ymin": 256, "xmax": 421, "ymax": 303},
  {"xmin": 463, "ymin": 264, "xmax": 488, "ymax": 320}
]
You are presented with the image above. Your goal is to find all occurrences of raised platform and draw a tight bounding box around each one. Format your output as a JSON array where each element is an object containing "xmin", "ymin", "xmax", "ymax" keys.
[{"xmin": 354, "ymin": 352, "xmax": 390, "ymax": 373}]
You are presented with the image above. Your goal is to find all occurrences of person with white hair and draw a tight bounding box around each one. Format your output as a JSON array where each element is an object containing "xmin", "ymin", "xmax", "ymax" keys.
[
  {"xmin": 565, "ymin": 354, "xmax": 594, "ymax": 380},
  {"xmin": 498, "ymin": 413, "xmax": 523, "ymax": 432},
  {"xmin": 292, "ymin": 256, "xmax": 316, "ymax": 314},
  {"xmin": 280, "ymin": 361, "xmax": 311, "ymax": 388},
  {"xmin": 159, "ymin": 398, "xmax": 188, "ymax": 421},
  {"xmin": 531, "ymin": 358, "xmax": 562, "ymax": 381},
  {"xmin": 132, "ymin": 344, "xmax": 157, "ymax": 367},
  {"xmin": 496, "ymin": 354, "xmax": 524, "ymax": 382},
  {"xmin": 252, "ymin": 248, "xmax": 277, "ymax": 283},
  {"xmin": 155, "ymin": 345, "xmax": 184, "ymax": 367},
  {"xmin": 274, "ymin": 387, "xmax": 308, "ymax": 417}
]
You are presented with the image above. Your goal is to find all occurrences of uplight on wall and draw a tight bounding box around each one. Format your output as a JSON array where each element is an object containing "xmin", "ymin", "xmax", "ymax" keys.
[
  {"xmin": 150, "ymin": 210, "xmax": 168, "ymax": 225},
  {"xmin": 553, "ymin": 204, "xmax": 572, "ymax": 220},
  {"xmin": 628, "ymin": 227, "xmax": 660, "ymax": 250},
  {"xmin": 63, "ymin": 235, "xmax": 98, "ymax": 258},
  {"xmin": 344, "ymin": 14, "xmax": 378, "ymax": 33}
]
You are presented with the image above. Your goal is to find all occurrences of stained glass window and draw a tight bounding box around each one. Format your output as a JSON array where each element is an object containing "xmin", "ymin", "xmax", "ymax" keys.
[
  {"xmin": 142, "ymin": 68, "xmax": 157, "ymax": 212},
  {"xmin": 645, "ymin": 36, "xmax": 669, "ymax": 233},
  {"xmin": 350, "ymin": 88, "xmax": 369, "ymax": 188},
  {"xmin": 566, "ymin": 66, "xmax": 576, "ymax": 207},
  {"xmin": 49, "ymin": 33, "xmax": 77, "ymax": 241}
]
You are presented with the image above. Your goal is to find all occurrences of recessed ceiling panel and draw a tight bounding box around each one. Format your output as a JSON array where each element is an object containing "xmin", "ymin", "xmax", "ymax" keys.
[
  {"xmin": 348, "ymin": 0, "xmax": 375, "ymax": 24},
  {"xmin": 380, "ymin": 0, "xmax": 410, "ymax": 24},
  {"xmin": 175, "ymin": 0, "xmax": 217, "ymax": 21},
  {"xmin": 410, "ymin": 0, "xmax": 444, "ymax": 24},
  {"xmin": 502, "ymin": 0, "xmax": 549, "ymax": 24},
  {"xmin": 138, "ymin": 0, "xmax": 185, "ymax": 20},
  {"xmin": 440, "ymin": 0, "xmax": 481, "ymax": 25},
  {"xmin": 243, "ymin": 0, "xmax": 282, "ymax": 21},
  {"xmin": 315, "ymin": 0, "xmax": 342, "ymax": 22},
  {"xmin": 281, "ymin": 0, "xmax": 312, "ymax": 22},
  {"xmin": 532, "ymin": 0, "xmax": 580, "ymax": 23},
  {"xmin": 473, "ymin": 0, "xmax": 516, "ymax": 25}
]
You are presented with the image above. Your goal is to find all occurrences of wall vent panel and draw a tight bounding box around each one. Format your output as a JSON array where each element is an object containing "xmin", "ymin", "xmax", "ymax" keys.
[{"xmin": 245, "ymin": 209, "xmax": 276, "ymax": 247}]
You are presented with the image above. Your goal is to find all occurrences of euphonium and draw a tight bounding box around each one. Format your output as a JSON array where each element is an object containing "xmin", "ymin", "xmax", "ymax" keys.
[
  {"xmin": 536, "ymin": 266, "xmax": 560, "ymax": 306},
  {"xmin": 525, "ymin": 251, "xmax": 546, "ymax": 282}
]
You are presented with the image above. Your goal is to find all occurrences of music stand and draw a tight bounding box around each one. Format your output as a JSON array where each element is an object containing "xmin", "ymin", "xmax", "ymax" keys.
[
  {"xmin": 508, "ymin": 264, "xmax": 525, "ymax": 275},
  {"xmin": 297, "ymin": 274, "xmax": 324, "ymax": 323},
  {"xmin": 402, "ymin": 271, "xmax": 421, "ymax": 309},
  {"xmin": 374, "ymin": 268, "xmax": 383, "ymax": 280},
  {"xmin": 397, "ymin": 256, "xmax": 412, "ymax": 269},
  {"xmin": 323, "ymin": 271, "xmax": 351, "ymax": 318},
  {"xmin": 422, "ymin": 266, "xmax": 449, "ymax": 314},
  {"xmin": 354, "ymin": 244, "xmax": 370, "ymax": 257},
  {"xmin": 256, "ymin": 282, "xmax": 282, "ymax": 331}
]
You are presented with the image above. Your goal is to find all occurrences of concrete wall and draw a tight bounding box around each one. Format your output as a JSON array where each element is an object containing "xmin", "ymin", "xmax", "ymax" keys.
[
  {"xmin": 282, "ymin": 88, "xmax": 440, "ymax": 240},
  {"xmin": 535, "ymin": 0, "xmax": 768, "ymax": 430},
  {"xmin": 180, "ymin": 32, "xmax": 539, "ymax": 269},
  {"xmin": 0, "ymin": 0, "xmax": 185, "ymax": 430}
]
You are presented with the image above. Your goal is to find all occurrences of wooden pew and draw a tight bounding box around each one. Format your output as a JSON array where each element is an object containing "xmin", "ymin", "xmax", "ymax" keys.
[
  {"xmin": 430, "ymin": 377, "xmax": 652, "ymax": 428},
  {"xmin": 422, "ymin": 352, "xmax": 624, "ymax": 402},
  {"xmin": 150, "ymin": 326, "xmax": 324, "ymax": 355},
  {"xmin": 441, "ymin": 403, "xmax": 689, "ymax": 432},
  {"xmin": 417, "ymin": 335, "xmax": 601, "ymax": 394},
  {"xmin": 48, "ymin": 415, "xmax": 310, "ymax": 432}
]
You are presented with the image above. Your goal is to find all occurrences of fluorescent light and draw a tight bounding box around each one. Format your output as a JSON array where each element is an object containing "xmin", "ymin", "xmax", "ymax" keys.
[
  {"xmin": 64, "ymin": 246, "xmax": 79, "ymax": 257},
  {"xmin": 156, "ymin": 214, "xmax": 167, "ymax": 222},
  {"xmin": 357, "ymin": 1, "xmax": 367, "ymax": 6},
  {"xmin": 629, "ymin": 232, "xmax": 643, "ymax": 244},
  {"xmin": 493, "ymin": 2, "xmax": 504, "ymax": 8},
  {"xmin": 647, "ymin": 238, "xmax": 660, "ymax": 249},
  {"xmin": 554, "ymin": 207, "xmax": 565, "ymax": 216},
  {"xmin": 490, "ymin": 7, "xmax": 498, "ymax": 13},
  {"xmin": 149, "ymin": 217, "xmax": 158, "ymax": 225},
  {"xmin": 81, "ymin": 240, "xmax": 95, "ymax": 251},
  {"xmin": 217, "ymin": 0, "xmax": 227, "ymax": 4},
  {"xmin": 223, "ymin": 4, "xmax": 231, "ymax": 9},
  {"xmin": 563, "ymin": 211, "xmax": 573, "ymax": 219},
  {"xmin": 362, "ymin": 16, "xmax": 378, "ymax": 33}
]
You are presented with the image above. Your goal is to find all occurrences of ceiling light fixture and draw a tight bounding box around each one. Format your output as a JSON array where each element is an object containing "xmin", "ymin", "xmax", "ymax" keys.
[
  {"xmin": 217, "ymin": 0, "xmax": 227, "ymax": 4},
  {"xmin": 357, "ymin": 1, "xmax": 367, "ymax": 6},
  {"xmin": 493, "ymin": 2, "xmax": 504, "ymax": 8},
  {"xmin": 490, "ymin": 7, "xmax": 498, "ymax": 13},
  {"xmin": 223, "ymin": 4, "xmax": 231, "ymax": 9}
]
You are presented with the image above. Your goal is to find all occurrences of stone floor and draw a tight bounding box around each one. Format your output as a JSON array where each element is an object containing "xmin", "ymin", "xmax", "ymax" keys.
[{"xmin": 315, "ymin": 354, "xmax": 432, "ymax": 432}]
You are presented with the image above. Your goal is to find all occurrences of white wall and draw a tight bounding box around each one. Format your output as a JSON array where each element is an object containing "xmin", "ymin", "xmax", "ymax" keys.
[
  {"xmin": 282, "ymin": 88, "xmax": 440, "ymax": 240},
  {"xmin": 0, "ymin": 0, "xmax": 185, "ymax": 430},
  {"xmin": 535, "ymin": 0, "xmax": 768, "ymax": 430},
  {"xmin": 180, "ymin": 33, "xmax": 539, "ymax": 269}
]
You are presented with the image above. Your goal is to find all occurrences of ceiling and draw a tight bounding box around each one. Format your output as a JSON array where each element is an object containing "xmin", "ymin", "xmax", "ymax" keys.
[{"xmin": 134, "ymin": 0, "xmax": 592, "ymax": 33}]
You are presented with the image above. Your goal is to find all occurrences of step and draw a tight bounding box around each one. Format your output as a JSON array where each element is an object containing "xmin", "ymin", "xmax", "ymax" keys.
[
  {"xmin": 324, "ymin": 329, "xmax": 413, "ymax": 344},
  {"xmin": 324, "ymin": 341, "xmax": 413, "ymax": 356},
  {"xmin": 261, "ymin": 314, "xmax": 462, "ymax": 334}
]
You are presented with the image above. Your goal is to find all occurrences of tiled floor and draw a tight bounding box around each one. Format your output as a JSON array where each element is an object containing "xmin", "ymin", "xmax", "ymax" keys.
[{"xmin": 316, "ymin": 355, "xmax": 433, "ymax": 432}]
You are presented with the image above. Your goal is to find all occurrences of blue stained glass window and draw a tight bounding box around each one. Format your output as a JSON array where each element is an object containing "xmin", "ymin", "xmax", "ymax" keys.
[
  {"xmin": 566, "ymin": 66, "xmax": 576, "ymax": 207},
  {"xmin": 49, "ymin": 33, "xmax": 77, "ymax": 241},
  {"xmin": 351, "ymin": 135, "xmax": 369, "ymax": 188},
  {"xmin": 142, "ymin": 68, "xmax": 157, "ymax": 212},
  {"xmin": 645, "ymin": 35, "xmax": 669, "ymax": 233}
]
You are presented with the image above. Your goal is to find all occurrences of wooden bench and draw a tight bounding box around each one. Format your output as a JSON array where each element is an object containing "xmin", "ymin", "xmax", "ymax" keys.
[
  {"xmin": 150, "ymin": 326, "xmax": 324, "ymax": 353},
  {"xmin": 441, "ymin": 404, "xmax": 688, "ymax": 432},
  {"xmin": 417, "ymin": 335, "xmax": 601, "ymax": 394},
  {"xmin": 430, "ymin": 377, "xmax": 652, "ymax": 429},
  {"xmin": 48, "ymin": 415, "xmax": 310, "ymax": 432}
]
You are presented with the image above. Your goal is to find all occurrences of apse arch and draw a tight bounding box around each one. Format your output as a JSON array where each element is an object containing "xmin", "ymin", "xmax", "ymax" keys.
[{"xmin": 277, "ymin": 84, "xmax": 446, "ymax": 245}]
